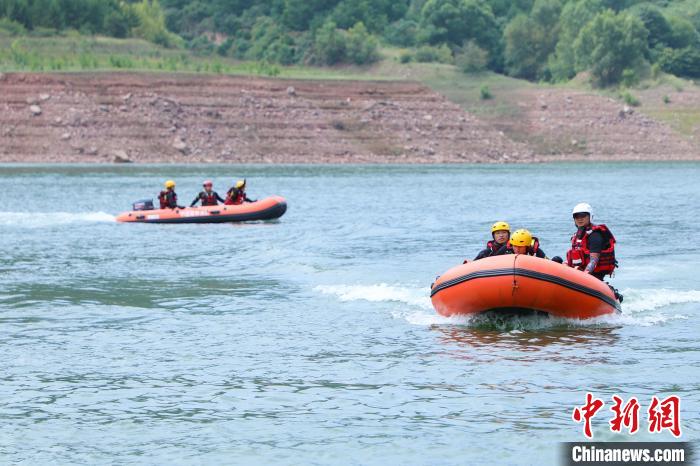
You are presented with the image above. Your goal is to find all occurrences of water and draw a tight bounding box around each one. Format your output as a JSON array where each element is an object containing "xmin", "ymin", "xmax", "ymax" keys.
[{"xmin": 0, "ymin": 163, "xmax": 698, "ymax": 465}]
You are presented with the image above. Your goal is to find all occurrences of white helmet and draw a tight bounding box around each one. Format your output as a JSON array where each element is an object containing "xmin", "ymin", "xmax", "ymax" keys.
[{"xmin": 572, "ymin": 202, "xmax": 593, "ymax": 219}]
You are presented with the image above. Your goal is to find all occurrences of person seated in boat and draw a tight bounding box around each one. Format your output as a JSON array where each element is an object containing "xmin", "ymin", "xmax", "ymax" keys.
[
  {"xmin": 158, "ymin": 180, "xmax": 185, "ymax": 209},
  {"xmin": 190, "ymin": 180, "xmax": 225, "ymax": 207},
  {"xmin": 566, "ymin": 202, "xmax": 617, "ymax": 281},
  {"xmin": 473, "ymin": 221, "xmax": 511, "ymax": 260},
  {"xmin": 225, "ymin": 179, "xmax": 255, "ymax": 205},
  {"xmin": 493, "ymin": 229, "xmax": 547, "ymax": 258}
]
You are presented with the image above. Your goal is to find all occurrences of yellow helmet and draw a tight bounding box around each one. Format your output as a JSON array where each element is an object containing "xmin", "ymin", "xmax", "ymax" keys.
[
  {"xmin": 510, "ymin": 229, "xmax": 533, "ymax": 247},
  {"xmin": 491, "ymin": 221, "xmax": 511, "ymax": 234},
  {"xmin": 164, "ymin": 180, "xmax": 175, "ymax": 189},
  {"xmin": 235, "ymin": 179, "xmax": 246, "ymax": 189}
]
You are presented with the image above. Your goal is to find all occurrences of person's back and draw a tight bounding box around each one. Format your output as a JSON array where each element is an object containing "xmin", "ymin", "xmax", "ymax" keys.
[
  {"xmin": 225, "ymin": 179, "xmax": 254, "ymax": 205},
  {"xmin": 159, "ymin": 180, "xmax": 182, "ymax": 209}
]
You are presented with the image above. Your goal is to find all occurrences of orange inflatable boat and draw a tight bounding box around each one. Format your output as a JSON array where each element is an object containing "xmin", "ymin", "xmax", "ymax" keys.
[
  {"xmin": 431, "ymin": 255, "xmax": 621, "ymax": 319},
  {"xmin": 116, "ymin": 196, "xmax": 287, "ymax": 224}
]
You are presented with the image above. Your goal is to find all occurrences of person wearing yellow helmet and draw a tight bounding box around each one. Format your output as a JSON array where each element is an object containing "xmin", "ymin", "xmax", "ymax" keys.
[
  {"xmin": 225, "ymin": 179, "xmax": 255, "ymax": 205},
  {"xmin": 473, "ymin": 221, "xmax": 511, "ymax": 261},
  {"xmin": 493, "ymin": 228, "xmax": 547, "ymax": 258},
  {"xmin": 158, "ymin": 180, "xmax": 184, "ymax": 209}
]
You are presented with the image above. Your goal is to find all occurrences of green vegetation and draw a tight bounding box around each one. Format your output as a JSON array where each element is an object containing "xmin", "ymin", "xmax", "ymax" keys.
[
  {"xmin": 2, "ymin": 0, "xmax": 700, "ymax": 86},
  {"xmin": 622, "ymin": 91, "xmax": 641, "ymax": 106}
]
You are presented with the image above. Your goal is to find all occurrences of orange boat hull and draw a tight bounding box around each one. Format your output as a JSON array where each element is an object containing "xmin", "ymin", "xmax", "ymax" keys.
[
  {"xmin": 431, "ymin": 255, "xmax": 620, "ymax": 319},
  {"xmin": 116, "ymin": 196, "xmax": 287, "ymax": 224}
]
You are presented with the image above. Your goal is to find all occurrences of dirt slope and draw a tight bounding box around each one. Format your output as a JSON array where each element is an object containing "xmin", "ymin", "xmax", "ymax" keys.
[
  {"xmin": 0, "ymin": 72, "xmax": 697, "ymax": 163},
  {"xmin": 0, "ymin": 72, "xmax": 528, "ymax": 163}
]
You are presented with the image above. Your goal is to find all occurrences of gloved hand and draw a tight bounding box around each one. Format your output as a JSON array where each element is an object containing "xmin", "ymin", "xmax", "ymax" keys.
[{"xmin": 551, "ymin": 256, "xmax": 563, "ymax": 264}]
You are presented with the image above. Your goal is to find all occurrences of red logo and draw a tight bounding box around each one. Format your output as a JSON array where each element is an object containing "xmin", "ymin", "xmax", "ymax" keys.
[
  {"xmin": 572, "ymin": 392, "xmax": 605, "ymax": 439},
  {"xmin": 609, "ymin": 395, "xmax": 640, "ymax": 434},
  {"xmin": 573, "ymin": 394, "xmax": 682, "ymax": 438},
  {"xmin": 648, "ymin": 395, "xmax": 681, "ymax": 438}
]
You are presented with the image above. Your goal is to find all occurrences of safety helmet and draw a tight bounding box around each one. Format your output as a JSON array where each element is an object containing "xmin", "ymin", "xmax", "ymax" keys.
[
  {"xmin": 572, "ymin": 202, "xmax": 593, "ymax": 219},
  {"xmin": 491, "ymin": 221, "xmax": 511, "ymax": 234},
  {"xmin": 235, "ymin": 179, "xmax": 246, "ymax": 189},
  {"xmin": 164, "ymin": 180, "xmax": 175, "ymax": 189},
  {"xmin": 203, "ymin": 180, "xmax": 213, "ymax": 187},
  {"xmin": 510, "ymin": 229, "xmax": 533, "ymax": 247}
]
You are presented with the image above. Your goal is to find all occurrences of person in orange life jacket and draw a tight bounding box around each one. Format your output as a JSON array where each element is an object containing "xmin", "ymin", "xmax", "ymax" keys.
[
  {"xmin": 473, "ymin": 221, "xmax": 511, "ymax": 261},
  {"xmin": 225, "ymin": 179, "xmax": 255, "ymax": 205},
  {"xmin": 494, "ymin": 229, "xmax": 548, "ymax": 258},
  {"xmin": 190, "ymin": 180, "xmax": 225, "ymax": 207},
  {"xmin": 159, "ymin": 180, "xmax": 185, "ymax": 209},
  {"xmin": 566, "ymin": 202, "xmax": 617, "ymax": 281}
]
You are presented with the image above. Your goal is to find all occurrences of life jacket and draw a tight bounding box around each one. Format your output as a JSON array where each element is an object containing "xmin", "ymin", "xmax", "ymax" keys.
[
  {"xmin": 225, "ymin": 188, "xmax": 245, "ymax": 205},
  {"xmin": 199, "ymin": 191, "xmax": 218, "ymax": 206},
  {"xmin": 159, "ymin": 190, "xmax": 177, "ymax": 209},
  {"xmin": 486, "ymin": 240, "xmax": 507, "ymax": 254},
  {"xmin": 566, "ymin": 224, "xmax": 617, "ymax": 275},
  {"xmin": 503, "ymin": 237, "xmax": 540, "ymax": 256}
]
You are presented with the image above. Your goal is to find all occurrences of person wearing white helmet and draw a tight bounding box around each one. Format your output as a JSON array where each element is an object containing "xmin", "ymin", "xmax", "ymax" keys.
[{"xmin": 566, "ymin": 202, "xmax": 618, "ymax": 280}]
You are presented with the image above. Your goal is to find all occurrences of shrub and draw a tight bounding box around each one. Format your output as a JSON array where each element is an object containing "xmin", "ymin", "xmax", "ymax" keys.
[
  {"xmin": 188, "ymin": 35, "xmax": 214, "ymax": 55},
  {"xmin": 128, "ymin": 0, "xmax": 183, "ymax": 48},
  {"xmin": 399, "ymin": 51, "xmax": 413, "ymax": 63},
  {"xmin": 662, "ymin": 95, "xmax": 670, "ymax": 104},
  {"xmin": 622, "ymin": 91, "xmax": 640, "ymax": 106},
  {"xmin": 314, "ymin": 20, "xmax": 346, "ymax": 65},
  {"xmin": 480, "ymin": 85, "xmax": 493, "ymax": 100},
  {"xmin": 658, "ymin": 47, "xmax": 700, "ymax": 78},
  {"xmin": 414, "ymin": 44, "xmax": 452, "ymax": 64},
  {"xmin": 456, "ymin": 40, "xmax": 489, "ymax": 73},
  {"xmin": 384, "ymin": 19, "xmax": 418, "ymax": 47},
  {"xmin": 621, "ymin": 68, "xmax": 638, "ymax": 87},
  {"xmin": 0, "ymin": 18, "xmax": 27, "ymax": 36},
  {"xmin": 345, "ymin": 22, "xmax": 379, "ymax": 65}
]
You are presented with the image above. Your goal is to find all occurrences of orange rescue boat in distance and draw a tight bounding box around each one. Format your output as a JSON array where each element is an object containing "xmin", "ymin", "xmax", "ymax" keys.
[
  {"xmin": 430, "ymin": 254, "xmax": 621, "ymax": 319},
  {"xmin": 116, "ymin": 196, "xmax": 287, "ymax": 224}
]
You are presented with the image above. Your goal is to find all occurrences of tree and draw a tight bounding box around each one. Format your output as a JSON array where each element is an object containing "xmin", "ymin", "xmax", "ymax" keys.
[
  {"xmin": 345, "ymin": 21, "xmax": 379, "ymax": 65},
  {"xmin": 455, "ymin": 39, "xmax": 488, "ymax": 72},
  {"xmin": 420, "ymin": 0, "xmax": 501, "ymax": 66},
  {"xmin": 574, "ymin": 10, "xmax": 648, "ymax": 86},
  {"xmin": 631, "ymin": 4, "xmax": 672, "ymax": 50},
  {"xmin": 665, "ymin": 16, "xmax": 699, "ymax": 50},
  {"xmin": 313, "ymin": 19, "xmax": 345, "ymax": 65},
  {"xmin": 548, "ymin": 0, "xmax": 603, "ymax": 81},
  {"xmin": 503, "ymin": 0, "xmax": 560, "ymax": 80},
  {"xmin": 658, "ymin": 46, "xmax": 700, "ymax": 78}
]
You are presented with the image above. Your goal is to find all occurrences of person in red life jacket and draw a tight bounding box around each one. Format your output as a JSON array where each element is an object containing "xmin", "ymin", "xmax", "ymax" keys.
[
  {"xmin": 158, "ymin": 180, "xmax": 184, "ymax": 209},
  {"xmin": 493, "ymin": 228, "xmax": 548, "ymax": 258},
  {"xmin": 190, "ymin": 180, "xmax": 225, "ymax": 207},
  {"xmin": 566, "ymin": 202, "xmax": 618, "ymax": 281},
  {"xmin": 225, "ymin": 179, "xmax": 255, "ymax": 205},
  {"xmin": 473, "ymin": 221, "xmax": 511, "ymax": 261}
]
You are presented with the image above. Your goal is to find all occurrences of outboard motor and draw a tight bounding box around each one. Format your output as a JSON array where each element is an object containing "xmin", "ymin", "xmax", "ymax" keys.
[{"xmin": 132, "ymin": 199, "xmax": 155, "ymax": 211}]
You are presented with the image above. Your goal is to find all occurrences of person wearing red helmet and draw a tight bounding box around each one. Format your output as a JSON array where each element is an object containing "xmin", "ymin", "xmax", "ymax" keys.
[{"xmin": 190, "ymin": 180, "xmax": 225, "ymax": 207}]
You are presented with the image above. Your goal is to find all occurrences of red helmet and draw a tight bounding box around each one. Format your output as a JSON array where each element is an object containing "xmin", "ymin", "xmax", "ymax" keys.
[{"xmin": 203, "ymin": 180, "xmax": 213, "ymax": 187}]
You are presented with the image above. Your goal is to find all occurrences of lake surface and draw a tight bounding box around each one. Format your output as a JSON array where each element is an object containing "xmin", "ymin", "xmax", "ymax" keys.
[{"xmin": 0, "ymin": 163, "xmax": 698, "ymax": 465}]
